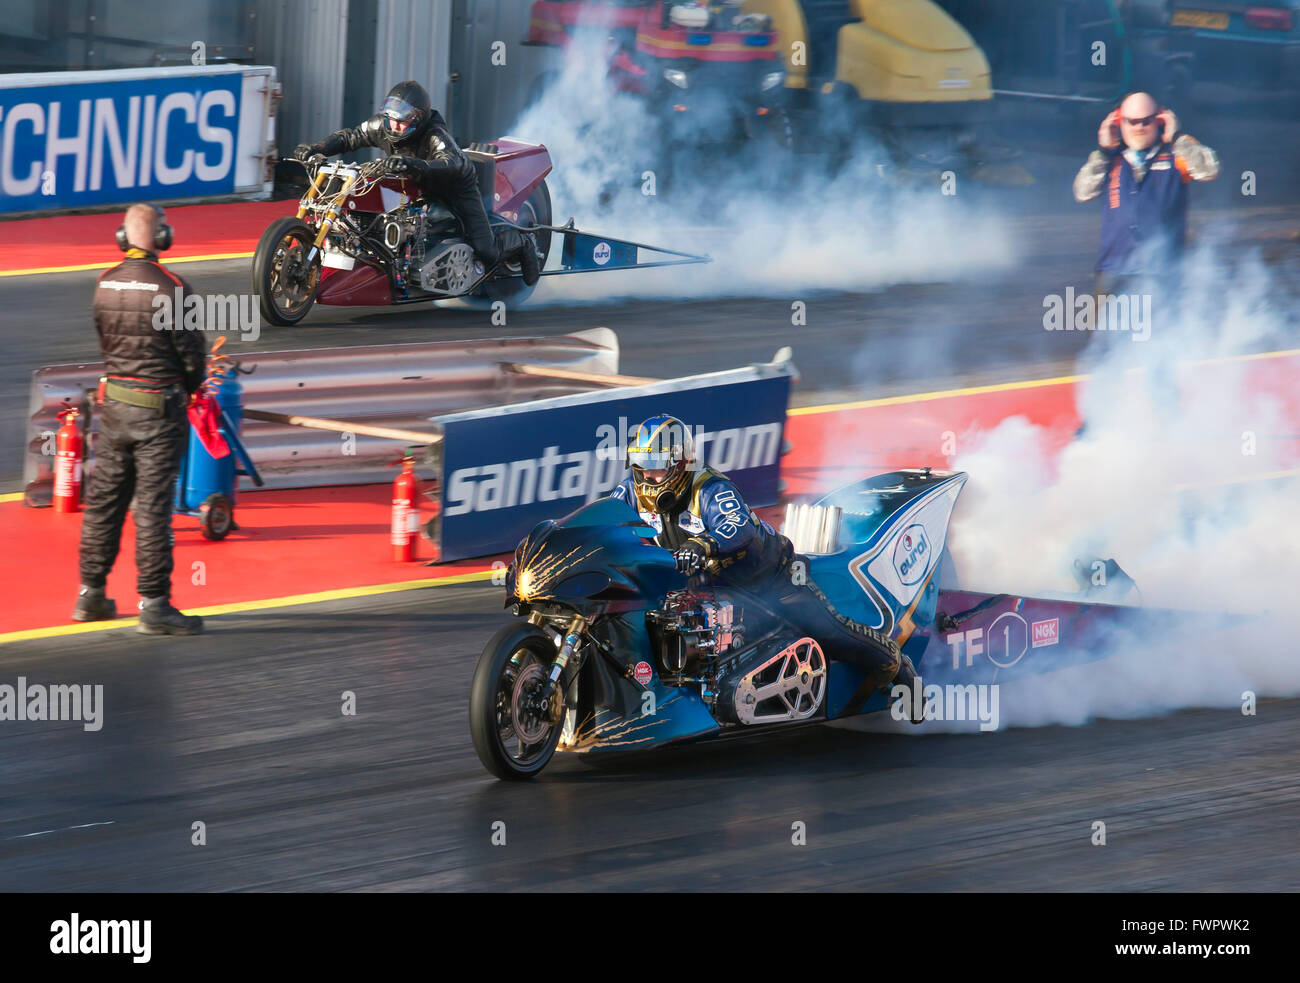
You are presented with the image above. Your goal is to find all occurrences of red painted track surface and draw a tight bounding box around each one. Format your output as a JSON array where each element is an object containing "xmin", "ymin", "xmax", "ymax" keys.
[
  {"xmin": 0, "ymin": 484, "xmax": 492, "ymax": 635},
  {"xmin": 5, "ymin": 351, "xmax": 1295, "ymax": 637},
  {"xmin": 4, "ymin": 380, "xmax": 1075, "ymax": 636},
  {"xmin": 0, "ymin": 199, "xmax": 297, "ymax": 274}
]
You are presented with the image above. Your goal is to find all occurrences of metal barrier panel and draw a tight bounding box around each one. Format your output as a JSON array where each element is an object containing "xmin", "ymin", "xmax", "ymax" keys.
[
  {"xmin": 0, "ymin": 64, "xmax": 278, "ymax": 213},
  {"xmin": 24, "ymin": 327, "xmax": 619, "ymax": 500},
  {"xmin": 253, "ymin": 0, "xmax": 350, "ymax": 153},
  {"xmin": 449, "ymin": 0, "xmax": 554, "ymax": 139},
  {"xmin": 430, "ymin": 352, "xmax": 794, "ymax": 560},
  {"xmin": 372, "ymin": 0, "xmax": 455, "ymax": 125}
]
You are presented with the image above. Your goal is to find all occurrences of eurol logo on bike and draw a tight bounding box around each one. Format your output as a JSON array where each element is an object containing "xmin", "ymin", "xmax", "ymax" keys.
[
  {"xmin": 0, "ymin": 74, "xmax": 243, "ymax": 212},
  {"xmin": 892, "ymin": 524, "xmax": 931, "ymax": 585}
]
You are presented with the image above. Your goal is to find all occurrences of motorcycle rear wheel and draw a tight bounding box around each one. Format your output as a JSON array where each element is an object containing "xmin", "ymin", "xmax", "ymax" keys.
[
  {"xmin": 469, "ymin": 625, "xmax": 565, "ymax": 780},
  {"xmin": 474, "ymin": 181, "xmax": 552, "ymax": 307}
]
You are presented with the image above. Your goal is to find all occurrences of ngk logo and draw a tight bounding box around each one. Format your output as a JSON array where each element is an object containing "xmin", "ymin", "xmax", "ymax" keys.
[{"xmin": 1031, "ymin": 618, "xmax": 1059, "ymax": 648}]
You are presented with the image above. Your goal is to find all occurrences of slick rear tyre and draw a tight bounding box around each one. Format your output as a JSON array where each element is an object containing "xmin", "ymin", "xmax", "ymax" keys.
[
  {"xmin": 252, "ymin": 217, "xmax": 321, "ymax": 325},
  {"xmin": 476, "ymin": 181, "xmax": 552, "ymax": 307},
  {"xmin": 469, "ymin": 624, "xmax": 564, "ymax": 780}
]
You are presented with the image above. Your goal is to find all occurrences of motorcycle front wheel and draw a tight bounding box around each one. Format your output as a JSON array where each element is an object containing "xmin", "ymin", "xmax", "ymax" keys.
[
  {"xmin": 469, "ymin": 624, "xmax": 565, "ymax": 780},
  {"xmin": 252, "ymin": 217, "xmax": 322, "ymax": 325}
]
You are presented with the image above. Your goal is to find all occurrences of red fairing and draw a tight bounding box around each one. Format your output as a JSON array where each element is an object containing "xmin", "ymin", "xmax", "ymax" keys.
[
  {"xmin": 316, "ymin": 264, "xmax": 393, "ymax": 306},
  {"xmin": 346, "ymin": 175, "xmax": 422, "ymax": 214},
  {"xmin": 489, "ymin": 141, "xmax": 553, "ymax": 221}
]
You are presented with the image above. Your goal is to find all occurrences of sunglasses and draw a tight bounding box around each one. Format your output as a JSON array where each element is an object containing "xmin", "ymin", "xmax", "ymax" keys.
[{"xmin": 1123, "ymin": 114, "xmax": 1158, "ymax": 127}]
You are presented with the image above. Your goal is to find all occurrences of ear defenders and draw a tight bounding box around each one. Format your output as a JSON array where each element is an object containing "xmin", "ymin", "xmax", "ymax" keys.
[{"xmin": 116, "ymin": 203, "xmax": 173, "ymax": 252}]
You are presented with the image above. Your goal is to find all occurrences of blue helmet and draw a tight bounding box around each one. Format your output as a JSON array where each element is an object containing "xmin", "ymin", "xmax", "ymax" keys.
[{"xmin": 627, "ymin": 413, "xmax": 695, "ymax": 512}]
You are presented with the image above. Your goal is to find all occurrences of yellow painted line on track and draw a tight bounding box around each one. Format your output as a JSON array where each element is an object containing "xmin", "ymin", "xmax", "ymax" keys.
[
  {"xmin": 790, "ymin": 373, "xmax": 1084, "ymax": 415},
  {"xmin": 0, "ymin": 251, "xmax": 255, "ymax": 278},
  {"xmin": 0, "ymin": 491, "xmax": 24, "ymax": 503},
  {"xmin": 0, "ymin": 568, "xmax": 496, "ymax": 646},
  {"xmin": 1171, "ymin": 468, "xmax": 1299, "ymax": 493},
  {"xmin": 792, "ymin": 348, "xmax": 1300, "ymax": 416},
  {"xmin": 1184, "ymin": 347, "xmax": 1300, "ymax": 366}
]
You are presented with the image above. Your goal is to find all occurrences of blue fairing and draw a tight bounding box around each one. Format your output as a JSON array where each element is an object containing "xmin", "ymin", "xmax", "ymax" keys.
[
  {"xmin": 808, "ymin": 470, "xmax": 968, "ymax": 637},
  {"xmin": 798, "ymin": 470, "xmax": 969, "ymax": 720}
]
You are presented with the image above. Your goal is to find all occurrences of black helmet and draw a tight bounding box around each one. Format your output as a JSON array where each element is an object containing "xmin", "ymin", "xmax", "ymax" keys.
[{"xmin": 380, "ymin": 81, "xmax": 431, "ymax": 142}]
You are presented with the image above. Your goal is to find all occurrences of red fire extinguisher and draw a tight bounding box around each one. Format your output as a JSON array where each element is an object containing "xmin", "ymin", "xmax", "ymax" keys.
[
  {"xmin": 53, "ymin": 404, "xmax": 83, "ymax": 513},
  {"xmin": 391, "ymin": 448, "xmax": 419, "ymax": 562}
]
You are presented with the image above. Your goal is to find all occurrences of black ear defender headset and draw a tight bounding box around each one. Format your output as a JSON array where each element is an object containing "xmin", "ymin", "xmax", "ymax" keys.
[{"xmin": 115, "ymin": 203, "xmax": 173, "ymax": 252}]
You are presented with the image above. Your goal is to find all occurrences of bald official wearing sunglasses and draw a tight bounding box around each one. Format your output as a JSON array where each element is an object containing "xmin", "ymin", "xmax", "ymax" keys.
[{"xmin": 1073, "ymin": 92, "xmax": 1220, "ymax": 317}]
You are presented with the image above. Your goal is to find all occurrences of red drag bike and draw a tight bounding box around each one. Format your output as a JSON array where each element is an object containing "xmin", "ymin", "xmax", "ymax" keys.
[{"xmin": 252, "ymin": 138, "xmax": 708, "ymax": 326}]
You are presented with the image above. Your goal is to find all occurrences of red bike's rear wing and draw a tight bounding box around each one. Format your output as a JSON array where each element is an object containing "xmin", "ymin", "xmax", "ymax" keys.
[{"xmin": 531, "ymin": 219, "xmax": 712, "ymax": 275}]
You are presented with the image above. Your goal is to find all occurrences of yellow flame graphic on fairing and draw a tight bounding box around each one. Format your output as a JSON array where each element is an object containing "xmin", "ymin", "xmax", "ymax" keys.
[
  {"xmin": 563, "ymin": 706, "xmax": 672, "ymax": 752},
  {"xmin": 515, "ymin": 544, "xmax": 601, "ymax": 601}
]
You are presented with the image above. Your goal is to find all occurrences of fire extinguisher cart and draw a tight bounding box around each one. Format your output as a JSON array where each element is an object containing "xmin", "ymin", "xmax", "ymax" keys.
[{"xmin": 175, "ymin": 366, "xmax": 263, "ymax": 541}]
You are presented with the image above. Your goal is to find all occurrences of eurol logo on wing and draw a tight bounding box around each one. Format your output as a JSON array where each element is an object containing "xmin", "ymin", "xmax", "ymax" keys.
[
  {"xmin": 593, "ymin": 241, "xmax": 611, "ymax": 265},
  {"xmin": 892, "ymin": 524, "xmax": 931, "ymax": 585}
]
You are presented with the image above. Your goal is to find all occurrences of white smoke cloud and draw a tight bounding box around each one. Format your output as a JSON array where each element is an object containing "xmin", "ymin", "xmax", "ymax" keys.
[
  {"xmin": 939, "ymin": 242, "xmax": 1300, "ymax": 727},
  {"xmin": 504, "ymin": 32, "xmax": 1018, "ymax": 304}
]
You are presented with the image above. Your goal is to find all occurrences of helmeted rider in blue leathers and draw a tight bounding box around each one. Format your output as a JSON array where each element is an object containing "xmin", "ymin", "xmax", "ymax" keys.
[{"xmin": 611, "ymin": 414, "xmax": 921, "ymax": 721}]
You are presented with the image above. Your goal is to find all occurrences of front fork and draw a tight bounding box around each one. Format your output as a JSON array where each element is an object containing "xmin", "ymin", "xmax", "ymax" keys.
[
  {"xmin": 306, "ymin": 173, "xmax": 355, "ymax": 263},
  {"xmin": 517, "ymin": 613, "xmax": 586, "ymax": 724},
  {"xmin": 293, "ymin": 168, "xmax": 355, "ymax": 264}
]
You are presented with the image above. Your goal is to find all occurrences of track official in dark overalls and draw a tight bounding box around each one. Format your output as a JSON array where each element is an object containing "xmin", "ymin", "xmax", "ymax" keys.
[{"xmin": 73, "ymin": 204, "xmax": 206, "ymax": 635}]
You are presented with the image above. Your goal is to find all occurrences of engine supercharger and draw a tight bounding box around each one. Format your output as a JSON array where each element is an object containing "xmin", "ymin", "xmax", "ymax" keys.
[
  {"xmin": 53, "ymin": 406, "xmax": 83, "ymax": 512},
  {"xmin": 391, "ymin": 450, "xmax": 420, "ymax": 562}
]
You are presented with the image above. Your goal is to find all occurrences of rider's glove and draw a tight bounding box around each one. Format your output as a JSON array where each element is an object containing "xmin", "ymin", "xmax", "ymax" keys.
[
  {"xmin": 381, "ymin": 156, "xmax": 414, "ymax": 178},
  {"xmin": 293, "ymin": 144, "xmax": 321, "ymax": 163},
  {"xmin": 673, "ymin": 540, "xmax": 711, "ymax": 575}
]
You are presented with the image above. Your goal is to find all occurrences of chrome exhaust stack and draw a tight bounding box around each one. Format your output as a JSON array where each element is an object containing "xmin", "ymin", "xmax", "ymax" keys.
[{"xmin": 782, "ymin": 503, "xmax": 842, "ymax": 555}]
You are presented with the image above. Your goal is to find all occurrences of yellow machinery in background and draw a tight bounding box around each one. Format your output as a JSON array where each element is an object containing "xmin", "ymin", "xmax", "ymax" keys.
[{"xmin": 744, "ymin": 0, "xmax": 997, "ymax": 158}]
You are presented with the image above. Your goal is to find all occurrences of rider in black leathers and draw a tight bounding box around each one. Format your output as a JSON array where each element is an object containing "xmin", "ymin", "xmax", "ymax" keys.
[{"xmin": 293, "ymin": 81, "xmax": 539, "ymax": 285}]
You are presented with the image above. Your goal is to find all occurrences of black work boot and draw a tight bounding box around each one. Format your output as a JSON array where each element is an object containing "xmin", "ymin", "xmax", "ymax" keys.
[
  {"xmin": 518, "ymin": 231, "xmax": 541, "ymax": 286},
  {"xmin": 72, "ymin": 586, "xmax": 117, "ymax": 622},
  {"xmin": 137, "ymin": 596, "xmax": 203, "ymax": 636},
  {"xmin": 891, "ymin": 652, "xmax": 926, "ymax": 725}
]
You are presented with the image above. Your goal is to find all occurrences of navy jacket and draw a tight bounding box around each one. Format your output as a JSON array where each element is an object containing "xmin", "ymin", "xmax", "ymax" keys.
[
  {"xmin": 1074, "ymin": 134, "xmax": 1219, "ymax": 275},
  {"xmin": 611, "ymin": 467, "xmax": 789, "ymax": 588}
]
